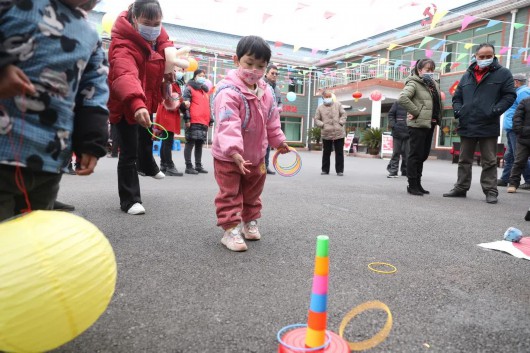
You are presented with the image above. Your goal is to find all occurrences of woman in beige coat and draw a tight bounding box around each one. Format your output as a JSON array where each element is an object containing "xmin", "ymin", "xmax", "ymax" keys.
[
  {"xmin": 314, "ymin": 90, "xmax": 347, "ymax": 176},
  {"xmin": 398, "ymin": 59, "xmax": 443, "ymax": 195}
]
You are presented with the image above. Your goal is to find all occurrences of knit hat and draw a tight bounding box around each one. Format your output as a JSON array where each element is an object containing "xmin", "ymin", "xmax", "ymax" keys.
[{"xmin": 513, "ymin": 73, "xmax": 527, "ymax": 82}]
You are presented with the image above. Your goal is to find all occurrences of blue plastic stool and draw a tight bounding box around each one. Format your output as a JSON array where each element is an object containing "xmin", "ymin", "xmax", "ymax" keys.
[
  {"xmin": 152, "ymin": 140, "xmax": 161, "ymax": 156},
  {"xmin": 172, "ymin": 139, "xmax": 181, "ymax": 151}
]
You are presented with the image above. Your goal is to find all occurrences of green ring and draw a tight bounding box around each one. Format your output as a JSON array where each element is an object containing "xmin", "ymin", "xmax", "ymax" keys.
[{"xmin": 147, "ymin": 122, "xmax": 169, "ymax": 140}]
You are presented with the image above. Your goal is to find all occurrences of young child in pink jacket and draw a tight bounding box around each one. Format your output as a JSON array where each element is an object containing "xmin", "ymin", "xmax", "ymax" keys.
[{"xmin": 212, "ymin": 35, "xmax": 289, "ymax": 252}]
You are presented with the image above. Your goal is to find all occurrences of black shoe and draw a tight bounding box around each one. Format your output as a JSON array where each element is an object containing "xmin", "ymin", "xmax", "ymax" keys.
[
  {"xmin": 195, "ymin": 167, "xmax": 208, "ymax": 174},
  {"xmin": 185, "ymin": 167, "xmax": 199, "ymax": 175},
  {"xmin": 160, "ymin": 164, "xmax": 167, "ymax": 173},
  {"xmin": 525, "ymin": 209, "xmax": 530, "ymax": 221},
  {"xmin": 53, "ymin": 200, "xmax": 75, "ymax": 212},
  {"xmin": 321, "ymin": 172, "xmax": 329, "ymax": 175},
  {"xmin": 337, "ymin": 172, "xmax": 344, "ymax": 176},
  {"xmin": 407, "ymin": 186, "xmax": 423, "ymax": 196},
  {"xmin": 443, "ymin": 189, "xmax": 467, "ymax": 197},
  {"xmin": 165, "ymin": 166, "xmax": 183, "ymax": 176},
  {"xmin": 497, "ymin": 179, "xmax": 508, "ymax": 187},
  {"xmin": 418, "ymin": 181, "xmax": 430, "ymax": 195},
  {"xmin": 266, "ymin": 167, "xmax": 276, "ymax": 175},
  {"xmin": 486, "ymin": 193, "xmax": 498, "ymax": 204}
]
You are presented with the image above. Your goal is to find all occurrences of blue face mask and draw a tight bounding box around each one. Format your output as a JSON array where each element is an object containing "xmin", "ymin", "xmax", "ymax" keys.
[
  {"xmin": 175, "ymin": 72, "xmax": 184, "ymax": 80},
  {"xmin": 477, "ymin": 58, "xmax": 493, "ymax": 69},
  {"xmin": 196, "ymin": 77, "xmax": 206, "ymax": 84},
  {"xmin": 137, "ymin": 23, "xmax": 161, "ymax": 41},
  {"xmin": 323, "ymin": 98, "xmax": 333, "ymax": 105}
]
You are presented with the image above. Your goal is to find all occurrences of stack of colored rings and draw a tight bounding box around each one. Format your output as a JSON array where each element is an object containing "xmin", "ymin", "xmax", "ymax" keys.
[{"xmin": 272, "ymin": 147, "xmax": 302, "ymax": 177}]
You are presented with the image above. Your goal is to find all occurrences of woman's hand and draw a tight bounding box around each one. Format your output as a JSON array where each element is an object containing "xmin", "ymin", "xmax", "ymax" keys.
[
  {"xmin": 277, "ymin": 142, "xmax": 290, "ymax": 154},
  {"xmin": 231, "ymin": 153, "xmax": 252, "ymax": 175},
  {"xmin": 0, "ymin": 65, "xmax": 36, "ymax": 98},
  {"xmin": 134, "ymin": 108, "xmax": 151, "ymax": 128},
  {"xmin": 407, "ymin": 113, "xmax": 414, "ymax": 121}
]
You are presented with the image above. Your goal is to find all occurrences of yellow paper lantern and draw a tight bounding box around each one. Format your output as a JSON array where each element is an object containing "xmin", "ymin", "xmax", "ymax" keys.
[
  {"xmin": 186, "ymin": 57, "xmax": 199, "ymax": 72},
  {"xmin": 0, "ymin": 211, "xmax": 117, "ymax": 353},
  {"xmin": 101, "ymin": 12, "xmax": 118, "ymax": 35}
]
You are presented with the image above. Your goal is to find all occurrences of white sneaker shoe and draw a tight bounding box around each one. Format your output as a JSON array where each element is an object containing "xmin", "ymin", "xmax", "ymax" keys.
[
  {"xmin": 152, "ymin": 171, "xmax": 165, "ymax": 179},
  {"xmin": 221, "ymin": 227, "xmax": 248, "ymax": 251},
  {"xmin": 127, "ymin": 203, "xmax": 145, "ymax": 215},
  {"xmin": 242, "ymin": 220, "xmax": 261, "ymax": 240}
]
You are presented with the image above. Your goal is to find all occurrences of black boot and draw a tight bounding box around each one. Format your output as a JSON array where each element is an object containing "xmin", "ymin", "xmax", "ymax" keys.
[
  {"xmin": 407, "ymin": 179, "xmax": 423, "ymax": 196},
  {"xmin": 418, "ymin": 178, "xmax": 430, "ymax": 194},
  {"xmin": 160, "ymin": 163, "xmax": 167, "ymax": 173}
]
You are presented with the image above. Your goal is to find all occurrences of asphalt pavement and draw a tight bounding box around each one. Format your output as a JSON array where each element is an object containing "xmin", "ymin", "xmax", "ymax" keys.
[{"xmin": 53, "ymin": 148, "xmax": 530, "ymax": 353}]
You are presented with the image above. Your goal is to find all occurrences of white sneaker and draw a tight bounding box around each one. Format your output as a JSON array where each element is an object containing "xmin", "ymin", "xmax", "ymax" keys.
[
  {"xmin": 242, "ymin": 220, "xmax": 261, "ymax": 240},
  {"xmin": 152, "ymin": 171, "xmax": 165, "ymax": 179},
  {"xmin": 127, "ymin": 203, "xmax": 145, "ymax": 215},
  {"xmin": 221, "ymin": 227, "xmax": 248, "ymax": 251}
]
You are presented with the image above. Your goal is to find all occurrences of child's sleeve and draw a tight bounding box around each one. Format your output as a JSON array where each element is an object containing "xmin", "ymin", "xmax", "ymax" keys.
[
  {"xmin": 214, "ymin": 90, "xmax": 244, "ymax": 157},
  {"xmin": 266, "ymin": 97, "xmax": 286, "ymax": 149},
  {"xmin": 72, "ymin": 40, "xmax": 109, "ymax": 158}
]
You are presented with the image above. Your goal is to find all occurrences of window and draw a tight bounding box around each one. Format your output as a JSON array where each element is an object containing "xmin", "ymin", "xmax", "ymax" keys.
[
  {"xmin": 279, "ymin": 71, "xmax": 305, "ymax": 95},
  {"xmin": 345, "ymin": 115, "xmax": 371, "ymax": 141},
  {"xmin": 437, "ymin": 110, "xmax": 459, "ymax": 147},
  {"xmin": 280, "ymin": 116, "xmax": 302, "ymax": 142},
  {"xmin": 443, "ymin": 26, "xmax": 502, "ymax": 74}
]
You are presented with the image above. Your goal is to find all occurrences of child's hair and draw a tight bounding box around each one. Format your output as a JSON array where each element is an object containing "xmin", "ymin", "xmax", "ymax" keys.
[
  {"xmin": 80, "ymin": 0, "xmax": 100, "ymax": 11},
  {"xmin": 193, "ymin": 69, "xmax": 205, "ymax": 80},
  {"xmin": 413, "ymin": 58, "xmax": 436, "ymax": 76},
  {"xmin": 127, "ymin": 0, "xmax": 163, "ymax": 23},
  {"xmin": 475, "ymin": 43, "xmax": 495, "ymax": 54},
  {"xmin": 236, "ymin": 36, "xmax": 271, "ymax": 63}
]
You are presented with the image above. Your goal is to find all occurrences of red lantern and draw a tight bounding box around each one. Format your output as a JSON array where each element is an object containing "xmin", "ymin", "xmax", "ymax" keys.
[
  {"xmin": 370, "ymin": 90, "xmax": 383, "ymax": 101},
  {"xmin": 352, "ymin": 91, "xmax": 362, "ymax": 102}
]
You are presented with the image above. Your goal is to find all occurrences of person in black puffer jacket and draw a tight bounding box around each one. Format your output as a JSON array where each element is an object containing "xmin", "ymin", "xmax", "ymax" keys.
[
  {"xmin": 508, "ymin": 97, "xmax": 530, "ymax": 192},
  {"xmin": 386, "ymin": 101, "xmax": 409, "ymax": 178},
  {"xmin": 443, "ymin": 43, "xmax": 516, "ymax": 204}
]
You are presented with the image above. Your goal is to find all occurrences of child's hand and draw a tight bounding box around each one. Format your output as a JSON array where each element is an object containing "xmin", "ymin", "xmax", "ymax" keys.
[
  {"xmin": 277, "ymin": 142, "xmax": 290, "ymax": 154},
  {"xmin": 134, "ymin": 108, "xmax": 151, "ymax": 128},
  {"xmin": 231, "ymin": 153, "xmax": 252, "ymax": 175},
  {"xmin": 75, "ymin": 153, "xmax": 98, "ymax": 176},
  {"xmin": 183, "ymin": 101, "xmax": 190, "ymax": 109},
  {"xmin": 0, "ymin": 65, "xmax": 36, "ymax": 98}
]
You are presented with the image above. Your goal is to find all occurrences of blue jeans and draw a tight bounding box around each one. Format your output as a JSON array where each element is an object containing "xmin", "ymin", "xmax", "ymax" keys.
[{"xmin": 500, "ymin": 130, "xmax": 530, "ymax": 183}]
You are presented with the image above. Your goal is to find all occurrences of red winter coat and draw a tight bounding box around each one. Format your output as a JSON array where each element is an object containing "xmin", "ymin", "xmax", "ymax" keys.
[
  {"xmin": 155, "ymin": 83, "xmax": 182, "ymax": 134},
  {"xmin": 107, "ymin": 11, "xmax": 173, "ymax": 124}
]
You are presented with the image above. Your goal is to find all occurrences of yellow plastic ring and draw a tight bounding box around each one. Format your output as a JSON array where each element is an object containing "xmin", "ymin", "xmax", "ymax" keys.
[
  {"xmin": 338, "ymin": 300, "xmax": 393, "ymax": 351},
  {"xmin": 368, "ymin": 262, "xmax": 397, "ymax": 274}
]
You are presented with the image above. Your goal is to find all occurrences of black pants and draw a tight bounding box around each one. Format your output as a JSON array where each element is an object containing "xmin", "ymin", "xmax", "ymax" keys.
[
  {"xmin": 0, "ymin": 165, "xmax": 62, "ymax": 221},
  {"xmin": 387, "ymin": 136, "xmax": 409, "ymax": 175},
  {"xmin": 455, "ymin": 136, "xmax": 497, "ymax": 195},
  {"xmin": 110, "ymin": 124, "xmax": 120, "ymax": 156},
  {"xmin": 322, "ymin": 138, "xmax": 345, "ymax": 174},
  {"xmin": 407, "ymin": 126, "xmax": 434, "ymax": 180},
  {"xmin": 160, "ymin": 131, "xmax": 175, "ymax": 167},
  {"xmin": 509, "ymin": 141, "xmax": 530, "ymax": 188},
  {"xmin": 184, "ymin": 139, "xmax": 204, "ymax": 169},
  {"xmin": 116, "ymin": 117, "xmax": 160, "ymax": 211}
]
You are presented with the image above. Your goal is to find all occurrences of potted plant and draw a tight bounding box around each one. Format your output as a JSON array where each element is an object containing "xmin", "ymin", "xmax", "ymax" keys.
[
  {"xmin": 308, "ymin": 127, "xmax": 322, "ymax": 151},
  {"xmin": 361, "ymin": 127, "xmax": 382, "ymax": 155}
]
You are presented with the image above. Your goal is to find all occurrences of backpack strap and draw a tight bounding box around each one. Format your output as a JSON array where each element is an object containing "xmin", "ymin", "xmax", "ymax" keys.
[{"xmin": 211, "ymin": 84, "xmax": 250, "ymax": 129}]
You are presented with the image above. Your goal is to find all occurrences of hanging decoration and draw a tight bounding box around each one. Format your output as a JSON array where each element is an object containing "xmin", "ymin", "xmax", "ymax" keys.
[
  {"xmin": 370, "ymin": 90, "xmax": 383, "ymax": 101},
  {"xmin": 449, "ymin": 81, "xmax": 460, "ymax": 95},
  {"xmin": 352, "ymin": 91, "xmax": 362, "ymax": 102}
]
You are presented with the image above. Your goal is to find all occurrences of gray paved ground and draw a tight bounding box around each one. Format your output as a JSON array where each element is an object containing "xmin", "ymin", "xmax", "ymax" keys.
[{"xmin": 53, "ymin": 149, "xmax": 530, "ymax": 353}]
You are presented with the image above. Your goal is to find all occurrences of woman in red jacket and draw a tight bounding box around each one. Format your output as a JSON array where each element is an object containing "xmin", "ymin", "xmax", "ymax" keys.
[
  {"xmin": 107, "ymin": 0, "xmax": 173, "ymax": 215},
  {"xmin": 182, "ymin": 69, "xmax": 214, "ymax": 174},
  {"xmin": 155, "ymin": 68, "xmax": 188, "ymax": 176}
]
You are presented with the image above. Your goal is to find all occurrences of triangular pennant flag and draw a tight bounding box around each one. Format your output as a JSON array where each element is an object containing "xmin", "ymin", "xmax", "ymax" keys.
[
  {"xmin": 456, "ymin": 53, "xmax": 468, "ymax": 61},
  {"xmin": 335, "ymin": 61, "xmax": 343, "ymax": 65},
  {"xmin": 419, "ymin": 36, "xmax": 435, "ymax": 48},
  {"xmin": 518, "ymin": 48, "xmax": 528, "ymax": 54},
  {"xmin": 236, "ymin": 6, "xmax": 247, "ymax": 13},
  {"xmin": 410, "ymin": 60, "xmax": 417, "ymax": 68},
  {"xmin": 344, "ymin": 53, "xmax": 352, "ymax": 58},
  {"xmin": 387, "ymin": 43, "xmax": 398, "ymax": 51},
  {"xmin": 404, "ymin": 46, "xmax": 416, "ymax": 53},
  {"xmin": 499, "ymin": 46, "xmax": 510, "ymax": 55},
  {"xmin": 451, "ymin": 62, "xmax": 461, "ymax": 70},
  {"xmin": 274, "ymin": 41, "xmax": 283, "ymax": 48},
  {"xmin": 311, "ymin": 48, "xmax": 319, "ymax": 56},
  {"xmin": 323, "ymin": 11, "xmax": 335, "ymax": 19},
  {"xmin": 361, "ymin": 56, "xmax": 371, "ymax": 63},
  {"xmin": 262, "ymin": 13, "xmax": 272, "ymax": 23},
  {"xmin": 394, "ymin": 59, "xmax": 403, "ymax": 67},
  {"xmin": 432, "ymin": 39, "xmax": 447, "ymax": 51},
  {"xmin": 512, "ymin": 53, "xmax": 521, "ymax": 60},
  {"xmin": 293, "ymin": 45, "xmax": 301, "ymax": 52},
  {"xmin": 379, "ymin": 58, "xmax": 388, "ymax": 64},
  {"xmin": 475, "ymin": 26, "xmax": 486, "ymax": 32},
  {"xmin": 486, "ymin": 20, "xmax": 501, "ymax": 28},
  {"xmin": 295, "ymin": 2, "xmax": 309, "ymax": 11},
  {"xmin": 514, "ymin": 23, "xmax": 525, "ymax": 29},
  {"xmin": 464, "ymin": 42, "xmax": 474, "ymax": 50},
  {"xmin": 430, "ymin": 9, "xmax": 448, "ymax": 29},
  {"xmin": 459, "ymin": 15, "xmax": 476, "ymax": 32},
  {"xmin": 425, "ymin": 49, "xmax": 433, "ymax": 58}
]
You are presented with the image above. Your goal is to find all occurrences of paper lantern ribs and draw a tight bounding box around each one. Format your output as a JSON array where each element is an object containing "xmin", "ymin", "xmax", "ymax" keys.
[{"xmin": 277, "ymin": 235, "xmax": 349, "ymax": 353}]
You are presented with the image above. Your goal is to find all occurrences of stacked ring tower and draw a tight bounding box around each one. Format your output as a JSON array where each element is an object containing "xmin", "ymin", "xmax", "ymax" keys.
[{"xmin": 277, "ymin": 235, "xmax": 349, "ymax": 352}]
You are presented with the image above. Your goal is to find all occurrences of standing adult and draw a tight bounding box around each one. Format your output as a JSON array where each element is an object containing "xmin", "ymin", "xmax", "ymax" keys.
[
  {"xmin": 386, "ymin": 101, "xmax": 409, "ymax": 178},
  {"xmin": 398, "ymin": 58, "xmax": 442, "ymax": 195},
  {"xmin": 443, "ymin": 43, "xmax": 516, "ymax": 204},
  {"xmin": 263, "ymin": 64, "xmax": 283, "ymax": 175},
  {"xmin": 498, "ymin": 73, "xmax": 530, "ymax": 189},
  {"xmin": 108, "ymin": 0, "xmax": 174, "ymax": 215},
  {"xmin": 182, "ymin": 69, "xmax": 213, "ymax": 175},
  {"xmin": 314, "ymin": 90, "xmax": 347, "ymax": 176}
]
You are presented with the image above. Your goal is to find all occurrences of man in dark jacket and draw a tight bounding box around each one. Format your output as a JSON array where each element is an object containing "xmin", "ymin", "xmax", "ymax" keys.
[
  {"xmin": 443, "ymin": 43, "xmax": 516, "ymax": 204},
  {"xmin": 263, "ymin": 65, "xmax": 283, "ymax": 175},
  {"xmin": 508, "ymin": 97, "xmax": 530, "ymax": 192},
  {"xmin": 386, "ymin": 101, "xmax": 409, "ymax": 177}
]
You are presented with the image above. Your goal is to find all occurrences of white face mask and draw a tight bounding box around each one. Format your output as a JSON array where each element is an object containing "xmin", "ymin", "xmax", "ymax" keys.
[
  {"xmin": 323, "ymin": 98, "xmax": 333, "ymax": 105},
  {"xmin": 477, "ymin": 58, "xmax": 493, "ymax": 69},
  {"xmin": 137, "ymin": 23, "xmax": 161, "ymax": 41}
]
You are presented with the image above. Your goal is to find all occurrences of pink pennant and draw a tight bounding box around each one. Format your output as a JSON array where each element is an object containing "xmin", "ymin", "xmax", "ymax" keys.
[
  {"xmin": 274, "ymin": 41, "xmax": 283, "ymax": 48},
  {"xmin": 459, "ymin": 15, "xmax": 476, "ymax": 32},
  {"xmin": 262, "ymin": 13, "xmax": 272, "ymax": 23},
  {"xmin": 499, "ymin": 46, "xmax": 510, "ymax": 55},
  {"xmin": 324, "ymin": 11, "xmax": 335, "ymax": 19},
  {"xmin": 425, "ymin": 49, "xmax": 433, "ymax": 58},
  {"xmin": 451, "ymin": 62, "xmax": 461, "ymax": 69},
  {"xmin": 311, "ymin": 48, "xmax": 319, "ymax": 56},
  {"xmin": 295, "ymin": 2, "xmax": 309, "ymax": 11}
]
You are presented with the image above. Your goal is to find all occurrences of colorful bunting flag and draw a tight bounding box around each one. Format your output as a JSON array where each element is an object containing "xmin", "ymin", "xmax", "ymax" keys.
[
  {"xmin": 324, "ymin": 11, "xmax": 335, "ymax": 19},
  {"xmin": 361, "ymin": 56, "xmax": 372, "ymax": 63},
  {"xmin": 486, "ymin": 20, "xmax": 501, "ymax": 28},
  {"xmin": 262, "ymin": 13, "xmax": 272, "ymax": 23},
  {"xmin": 404, "ymin": 46, "xmax": 416, "ymax": 53},
  {"xmin": 459, "ymin": 15, "xmax": 476, "ymax": 32},
  {"xmin": 499, "ymin": 46, "xmax": 510, "ymax": 55},
  {"xmin": 425, "ymin": 49, "xmax": 433, "ymax": 58},
  {"xmin": 430, "ymin": 9, "xmax": 448, "ymax": 30},
  {"xmin": 388, "ymin": 43, "xmax": 398, "ymax": 51},
  {"xmin": 464, "ymin": 43, "xmax": 474, "ymax": 49},
  {"xmin": 274, "ymin": 41, "xmax": 283, "ymax": 48},
  {"xmin": 456, "ymin": 53, "xmax": 468, "ymax": 61},
  {"xmin": 514, "ymin": 23, "xmax": 525, "ymax": 29},
  {"xmin": 293, "ymin": 45, "xmax": 301, "ymax": 52},
  {"xmin": 432, "ymin": 39, "xmax": 447, "ymax": 50},
  {"xmin": 440, "ymin": 52, "xmax": 450, "ymax": 62},
  {"xmin": 419, "ymin": 36, "xmax": 435, "ymax": 48}
]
